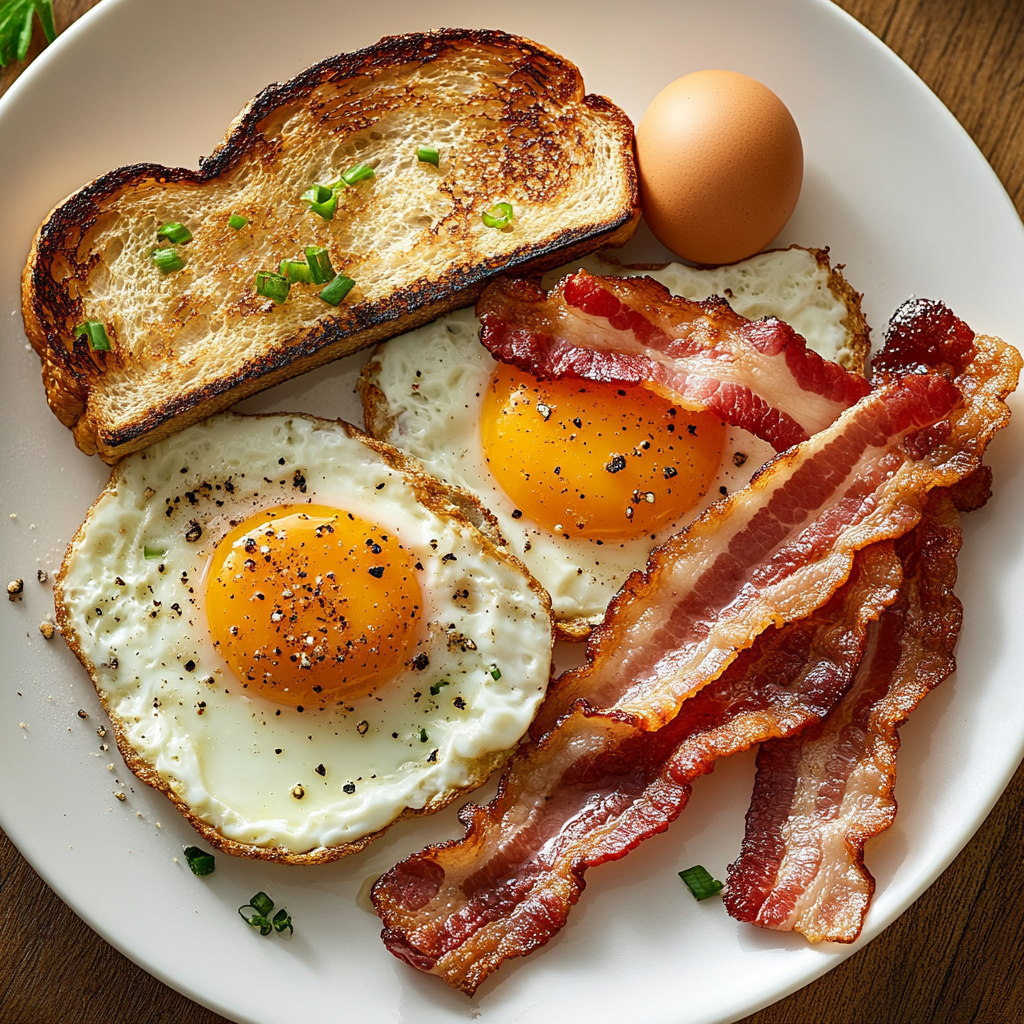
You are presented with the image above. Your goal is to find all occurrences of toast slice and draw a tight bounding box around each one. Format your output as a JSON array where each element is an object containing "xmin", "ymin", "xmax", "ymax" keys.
[{"xmin": 22, "ymin": 29, "xmax": 639, "ymax": 462}]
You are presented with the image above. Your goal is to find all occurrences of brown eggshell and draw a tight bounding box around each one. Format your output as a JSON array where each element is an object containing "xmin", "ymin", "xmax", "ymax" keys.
[{"xmin": 636, "ymin": 70, "xmax": 803, "ymax": 265}]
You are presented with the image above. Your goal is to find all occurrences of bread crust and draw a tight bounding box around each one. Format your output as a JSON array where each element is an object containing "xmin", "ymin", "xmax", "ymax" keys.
[
  {"xmin": 53, "ymin": 412, "xmax": 554, "ymax": 864},
  {"xmin": 23, "ymin": 29, "xmax": 640, "ymax": 463}
]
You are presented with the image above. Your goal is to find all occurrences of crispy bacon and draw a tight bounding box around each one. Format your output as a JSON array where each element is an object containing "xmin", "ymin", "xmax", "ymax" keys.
[
  {"xmin": 374, "ymin": 543, "xmax": 902, "ymax": 994},
  {"xmin": 723, "ymin": 469, "xmax": 990, "ymax": 942},
  {"xmin": 477, "ymin": 270, "xmax": 871, "ymax": 451},
  {"xmin": 374, "ymin": 304, "xmax": 1020, "ymax": 993}
]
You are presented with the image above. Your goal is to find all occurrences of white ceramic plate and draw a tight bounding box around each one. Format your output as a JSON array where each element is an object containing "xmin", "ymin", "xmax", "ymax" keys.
[{"xmin": 1, "ymin": 1, "xmax": 1022, "ymax": 1022}]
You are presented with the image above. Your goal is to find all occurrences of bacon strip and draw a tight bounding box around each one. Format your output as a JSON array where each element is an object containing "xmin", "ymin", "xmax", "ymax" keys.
[
  {"xmin": 477, "ymin": 270, "xmax": 871, "ymax": 451},
  {"xmin": 723, "ymin": 468, "xmax": 991, "ymax": 942},
  {"xmin": 374, "ymin": 543, "xmax": 902, "ymax": 993},
  {"xmin": 374, "ymin": 305, "xmax": 1020, "ymax": 993}
]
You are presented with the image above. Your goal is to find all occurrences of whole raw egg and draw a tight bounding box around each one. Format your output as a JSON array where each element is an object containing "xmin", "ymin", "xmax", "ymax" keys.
[{"xmin": 636, "ymin": 70, "xmax": 803, "ymax": 265}]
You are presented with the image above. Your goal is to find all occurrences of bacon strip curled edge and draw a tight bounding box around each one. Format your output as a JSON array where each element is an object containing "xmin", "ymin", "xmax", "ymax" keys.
[
  {"xmin": 476, "ymin": 269, "xmax": 871, "ymax": 452},
  {"xmin": 373, "ymin": 303, "xmax": 1021, "ymax": 994}
]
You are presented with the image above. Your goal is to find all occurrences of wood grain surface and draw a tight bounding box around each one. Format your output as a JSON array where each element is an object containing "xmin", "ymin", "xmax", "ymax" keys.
[{"xmin": 2, "ymin": 1, "xmax": 1023, "ymax": 1022}]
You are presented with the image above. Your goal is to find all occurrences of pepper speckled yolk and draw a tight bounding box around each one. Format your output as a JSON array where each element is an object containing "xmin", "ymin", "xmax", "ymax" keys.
[
  {"xmin": 480, "ymin": 365, "xmax": 726, "ymax": 541},
  {"xmin": 205, "ymin": 505, "xmax": 422, "ymax": 707}
]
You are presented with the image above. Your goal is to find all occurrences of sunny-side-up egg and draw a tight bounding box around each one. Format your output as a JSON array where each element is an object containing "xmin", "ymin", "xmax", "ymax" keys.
[
  {"xmin": 360, "ymin": 247, "xmax": 867, "ymax": 639},
  {"xmin": 55, "ymin": 413, "xmax": 552, "ymax": 861}
]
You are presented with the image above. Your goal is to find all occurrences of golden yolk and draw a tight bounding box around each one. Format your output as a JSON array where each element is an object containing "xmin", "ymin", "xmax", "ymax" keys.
[
  {"xmin": 480, "ymin": 365, "xmax": 726, "ymax": 541},
  {"xmin": 205, "ymin": 505, "xmax": 422, "ymax": 708}
]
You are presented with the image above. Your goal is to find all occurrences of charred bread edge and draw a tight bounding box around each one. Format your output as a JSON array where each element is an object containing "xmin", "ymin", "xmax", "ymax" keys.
[
  {"xmin": 53, "ymin": 412, "xmax": 554, "ymax": 864},
  {"xmin": 23, "ymin": 28, "xmax": 640, "ymax": 462}
]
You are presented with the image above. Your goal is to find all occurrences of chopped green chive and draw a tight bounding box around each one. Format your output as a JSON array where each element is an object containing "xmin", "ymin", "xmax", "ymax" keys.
[
  {"xmin": 228, "ymin": 213, "xmax": 249, "ymax": 230},
  {"xmin": 278, "ymin": 259, "xmax": 312, "ymax": 284},
  {"xmin": 319, "ymin": 273, "xmax": 355, "ymax": 306},
  {"xmin": 429, "ymin": 679, "xmax": 450, "ymax": 696},
  {"xmin": 417, "ymin": 146, "xmax": 439, "ymax": 166},
  {"xmin": 481, "ymin": 202, "xmax": 514, "ymax": 230},
  {"xmin": 272, "ymin": 908, "xmax": 293, "ymax": 934},
  {"xmin": 182, "ymin": 845, "xmax": 215, "ymax": 877},
  {"xmin": 678, "ymin": 864, "xmax": 724, "ymax": 901},
  {"xmin": 151, "ymin": 247, "xmax": 185, "ymax": 274},
  {"xmin": 74, "ymin": 321, "xmax": 111, "ymax": 352},
  {"xmin": 301, "ymin": 183, "xmax": 338, "ymax": 220},
  {"xmin": 239, "ymin": 906, "xmax": 272, "ymax": 936},
  {"xmin": 143, "ymin": 546, "xmax": 167, "ymax": 560},
  {"xmin": 304, "ymin": 246, "xmax": 335, "ymax": 285},
  {"xmin": 418, "ymin": 727, "xmax": 428, "ymax": 743},
  {"xmin": 489, "ymin": 665, "xmax": 502, "ymax": 680},
  {"xmin": 255, "ymin": 270, "xmax": 290, "ymax": 304},
  {"xmin": 250, "ymin": 891, "xmax": 275, "ymax": 917},
  {"xmin": 156, "ymin": 222, "xmax": 192, "ymax": 245},
  {"xmin": 341, "ymin": 162, "xmax": 375, "ymax": 185}
]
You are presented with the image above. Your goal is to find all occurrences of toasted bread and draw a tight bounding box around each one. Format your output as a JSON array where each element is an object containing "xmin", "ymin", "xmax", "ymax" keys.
[{"xmin": 22, "ymin": 29, "xmax": 639, "ymax": 462}]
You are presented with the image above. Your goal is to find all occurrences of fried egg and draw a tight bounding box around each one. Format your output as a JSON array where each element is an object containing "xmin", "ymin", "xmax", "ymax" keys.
[
  {"xmin": 56, "ymin": 413, "xmax": 552, "ymax": 861},
  {"xmin": 360, "ymin": 247, "xmax": 867, "ymax": 637}
]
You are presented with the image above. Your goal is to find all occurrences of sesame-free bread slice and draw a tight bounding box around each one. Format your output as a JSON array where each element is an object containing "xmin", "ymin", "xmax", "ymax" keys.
[{"xmin": 22, "ymin": 29, "xmax": 639, "ymax": 462}]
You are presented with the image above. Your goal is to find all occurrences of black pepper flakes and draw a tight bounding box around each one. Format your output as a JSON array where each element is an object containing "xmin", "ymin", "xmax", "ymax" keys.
[
  {"xmin": 292, "ymin": 471, "xmax": 307, "ymax": 493},
  {"xmin": 184, "ymin": 520, "xmax": 202, "ymax": 543},
  {"xmin": 663, "ymin": 466, "xmax": 678, "ymax": 479},
  {"xmin": 314, "ymin": 764, "xmax": 326, "ymax": 777},
  {"xmin": 368, "ymin": 566, "xmax": 385, "ymax": 579},
  {"xmin": 357, "ymin": 721, "xmax": 369, "ymax": 736},
  {"xmin": 605, "ymin": 455, "xmax": 626, "ymax": 474},
  {"xmin": 733, "ymin": 452, "xmax": 748, "ymax": 467},
  {"xmin": 411, "ymin": 653, "xmax": 429, "ymax": 671},
  {"xmin": 7, "ymin": 578, "xmax": 24, "ymax": 601},
  {"xmin": 184, "ymin": 660, "xmax": 196, "ymax": 672},
  {"xmin": 343, "ymin": 782, "xmax": 356, "ymax": 794},
  {"xmin": 511, "ymin": 509, "xmax": 523, "ymax": 520}
]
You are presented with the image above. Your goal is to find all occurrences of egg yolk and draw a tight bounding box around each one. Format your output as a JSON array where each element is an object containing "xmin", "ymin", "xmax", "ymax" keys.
[
  {"xmin": 205, "ymin": 505, "xmax": 422, "ymax": 708},
  {"xmin": 480, "ymin": 365, "xmax": 726, "ymax": 541}
]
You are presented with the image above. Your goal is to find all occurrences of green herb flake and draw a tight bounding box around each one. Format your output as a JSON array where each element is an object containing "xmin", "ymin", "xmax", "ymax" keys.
[
  {"xmin": 304, "ymin": 246, "xmax": 335, "ymax": 285},
  {"xmin": 238, "ymin": 906, "xmax": 272, "ymax": 936},
  {"xmin": 341, "ymin": 162, "xmax": 375, "ymax": 186},
  {"xmin": 255, "ymin": 270, "xmax": 290, "ymax": 304},
  {"xmin": 182, "ymin": 845, "xmax": 215, "ymax": 877},
  {"xmin": 143, "ymin": 546, "xmax": 167, "ymax": 561},
  {"xmin": 156, "ymin": 222, "xmax": 192, "ymax": 245},
  {"xmin": 250, "ymin": 891, "xmax": 274, "ymax": 917},
  {"xmin": 228, "ymin": 213, "xmax": 249, "ymax": 230},
  {"xmin": 272, "ymin": 908, "xmax": 293, "ymax": 934},
  {"xmin": 151, "ymin": 247, "xmax": 185, "ymax": 274},
  {"xmin": 489, "ymin": 665, "xmax": 501, "ymax": 680},
  {"xmin": 678, "ymin": 864, "xmax": 724, "ymax": 901},
  {"xmin": 429, "ymin": 679, "xmax": 450, "ymax": 696},
  {"xmin": 74, "ymin": 321, "xmax": 111, "ymax": 352},
  {"xmin": 417, "ymin": 146, "xmax": 440, "ymax": 166},
  {"xmin": 301, "ymin": 183, "xmax": 338, "ymax": 221},
  {"xmin": 319, "ymin": 273, "xmax": 355, "ymax": 307},
  {"xmin": 481, "ymin": 201, "xmax": 514, "ymax": 230},
  {"xmin": 418, "ymin": 727, "xmax": 428, "ymax": 743},
  {"xmin": 0, "ymin": 0, "xmax": 56, "ymax": 69},
  {"xmin": 278, "ymin": 259, "xmax": 312, "ymax": 284}
]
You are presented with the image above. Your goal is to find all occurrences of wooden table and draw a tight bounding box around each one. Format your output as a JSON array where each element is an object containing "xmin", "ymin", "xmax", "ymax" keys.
[{"xmin": 2, "ymin": 1, "xmax": 1022, "ymax": 1021}]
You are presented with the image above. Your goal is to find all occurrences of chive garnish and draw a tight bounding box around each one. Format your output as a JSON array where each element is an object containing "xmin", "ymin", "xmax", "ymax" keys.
[
  {"xmin": 319, "ymin": 273, "xmax": 355, "ymax": 306},
  {"xmin": 429, "ymin": 679, "xmax": 450, "ymax": 696},
  {"xmin": 156, "ymin": 222, "xmax": 192, "ymax": 245},
  {"xmin": 417, "ymin": 146, "xmax": 440, "ymax": 166},
  {"xmin": 481, "ymin": 202, "xmax": 514, "ymax": 229},
  {"xmin": 418, "ymin": 727, "xmax": 428, "ymax": 742},
  {"xmin": 250, "ymin": 891, "xmax": 274, "ymax": 917},
  {"xmin": 151, "ymin": 247, "xmax": 185, "ymax": 274},
  {"xmin": 255, "ymin": 270, "xmax": 290, "ymax": 304},
  {"xmin": 239, "ymin": 906, "xmax": 273, "ymax": 936},
  {"xmin": 143, "ymin": 546, "xmax": 167, "ymax": 560},
  {"xmin": 183, "ymin": 845, "xmax": 215, "ymax": 877},
  {"xmin": 74, "ymin": 321, "xmax": 111, "ymax": 351},
  {"xmin": 678, "ymin": 864, "xmax": 724, "ymax": 901},
  {"xmin": 304, "ymin": 246, "xmax": 335, "ymax": 285},
  {"xmin": 301, "ymin": 183, "xmax": 338, "ymax": 220},
  {"xmin": 278, "ymin": 259, "xmax": 312, "ymax": 283},
  {"xmin": 272, "ymin": 908, "xmax": 293, "ymax": 934},
  {"xmin": 490, "ymin": 665, "xmax": 501, "ymax": 680},
  {"xmin": 340, "ymin": 162, "xmax": 375, "ymax": 185},
  {"xmin": 228, "ymin": 213, "xmax": 249, "ymax": 230}
]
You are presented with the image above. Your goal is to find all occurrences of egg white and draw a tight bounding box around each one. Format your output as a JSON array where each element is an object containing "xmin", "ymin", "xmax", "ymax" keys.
[
  {"xmin": 56, "ymin": 413, "xmax": 552, "ymax": 859},
  {"xmin": 361, "ymin": 249, "xmax": 858, "ymax": 633}
]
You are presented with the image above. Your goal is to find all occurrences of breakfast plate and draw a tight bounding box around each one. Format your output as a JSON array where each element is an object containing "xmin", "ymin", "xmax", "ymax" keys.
[{"xmin": 1, "ymin": 1, "xmax": 1022, "ymax": 1022}]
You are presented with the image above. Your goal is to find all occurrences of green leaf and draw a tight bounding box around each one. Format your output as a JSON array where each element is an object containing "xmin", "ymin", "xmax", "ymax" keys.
[
  {"xmin": 249, "ymin": 891, "xmax": 274, "ymax": 917},
  {"xmin": 272, "ymin": 908, "xmax": 293, "ymax": 935},
  {"xmin": 238, "ymin": 906, "xmax": 272, "ymax": 936},
  {"xmin": 182, "ymin": 845, "xmax": 215, "ymax": 877},
  {"xmin": 0, "ymin": 1, "xmax": 57, "ymax": 69},
  {"xmin": 678, "ymin": 864, "xmax": 724, "ymax": 901}
]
